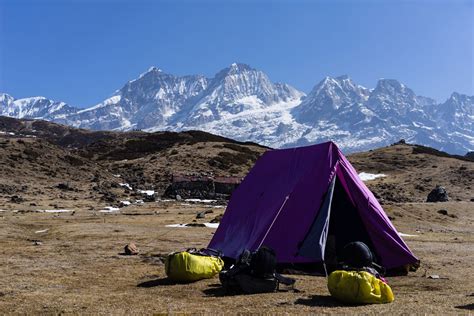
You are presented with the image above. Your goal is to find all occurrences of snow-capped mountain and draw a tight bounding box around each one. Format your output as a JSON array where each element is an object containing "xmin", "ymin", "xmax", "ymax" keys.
[
  {"xmin": 1, "ymin": 64, "xmax": 473, "ymax": 154},
  {"xmin": 64, "ymin": 67, "xmax": 209, "ymax": 130},
  {"xmin": 181, "ymin": 63, "xmax": 304, "ymax": 125},
  {"xmin": 293, "ymin": 75, "xmax": 371, "ymax": 123},
  {"xmin": 0, "ymin": 93, "xmax": 77, "ymax": 120}
]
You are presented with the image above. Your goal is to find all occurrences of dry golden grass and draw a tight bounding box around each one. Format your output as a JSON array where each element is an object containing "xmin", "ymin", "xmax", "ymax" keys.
[
  {"xmin": 0, "ymin": 200, "xmax": 473, "ymax": 314},
  {"xmin": 0, "ymin": 128, "xmax": 473, "ymax": 314}
]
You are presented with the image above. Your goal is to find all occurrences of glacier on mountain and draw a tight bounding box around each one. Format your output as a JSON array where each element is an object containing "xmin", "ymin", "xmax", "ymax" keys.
[{"xmin": 0, "ymin": 64, "xmax": 473, "ymax": 154}]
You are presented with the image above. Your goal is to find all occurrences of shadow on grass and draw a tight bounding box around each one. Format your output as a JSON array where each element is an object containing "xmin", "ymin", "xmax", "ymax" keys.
[
  {"xmin": 455, "ymin": 303, "xmax": 474, "ymax": 310},
  {"xmin": 295, "ymin": 295, "xmax": 353, "ymax": 308},
  {"xmin": 137, "ymin": 277, "xmax": 184, "ymax": 287},
  {"xmin": 203, "ymin": 284, "xmax": 300, "ymax": 297},
  {"xmin": 202, "ymin": 284, "xmax": 241, "ymax": 297}
]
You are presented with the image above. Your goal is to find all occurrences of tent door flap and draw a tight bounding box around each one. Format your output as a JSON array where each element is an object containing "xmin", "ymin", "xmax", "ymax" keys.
[{"xmin": 297, "ymin": 175, "xmax": 336, "ymax": 261}]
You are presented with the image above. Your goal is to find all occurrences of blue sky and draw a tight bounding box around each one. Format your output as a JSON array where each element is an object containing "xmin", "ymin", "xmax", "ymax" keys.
[{"xmin": 0, "ymin": 0, "xmax": 472, "ymax": 107}]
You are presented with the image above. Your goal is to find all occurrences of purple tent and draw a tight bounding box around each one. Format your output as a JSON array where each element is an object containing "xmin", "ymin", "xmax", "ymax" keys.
[{"xmin": 208, "ymin": 142, "xmax": 418, "ymax": 270}]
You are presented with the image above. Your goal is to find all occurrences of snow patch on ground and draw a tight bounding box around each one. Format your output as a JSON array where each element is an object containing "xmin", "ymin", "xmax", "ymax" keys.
[
  {"xmin": 184, "ymin": 199, "xmax": 217, "ymax": 203},
  {"xmin": 165, "ymin": 223, "xmax": 219, "ymax": 228},
  {"xmin": 35, "ymin": 229, "xmax": 49, "ymax": 234},
  {"xmin": 138, "ymin": 190, "xmax": 155, "ymax": 196},
  {"xmin": 165, "ymin": 224, "xmax": 188, "ymax": 228},
  {"xmin": 358, "ymin": 172, "xmax": 386, "ymax": 181},
  {"xmin": 119, "ymin": 183, "xmax": 132, "ymax": 190},
  {"xmin": 37, "ymin": 209, "xmax": 72, "ymax": 213},
  {"xmin": 99, "ymin": 206, "xmax": 120, "ymax": 213}
]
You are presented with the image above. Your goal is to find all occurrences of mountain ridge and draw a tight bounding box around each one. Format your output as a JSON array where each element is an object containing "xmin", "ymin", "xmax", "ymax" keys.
[{"xmin": 1, "ymin": 63, "xmax": 473, "ymax": 154}]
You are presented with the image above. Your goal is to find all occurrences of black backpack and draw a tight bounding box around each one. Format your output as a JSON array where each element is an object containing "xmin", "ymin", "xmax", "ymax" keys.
[
  {"xmin": 219, "ymin": 247, "xmax": 295, "ymax": 294},
  {"xmin": 250, "ymin": 246, "xmax": 277, "ymax": 278},
  {"xmin": 340, "ymin": 241, "xmax": 385, "ymax": 277}
]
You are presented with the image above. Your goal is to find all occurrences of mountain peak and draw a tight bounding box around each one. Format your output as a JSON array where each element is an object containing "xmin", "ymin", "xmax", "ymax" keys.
[
  {"xmin": 376, "ymin": 78, "xmax": 405, "ymax": 89},
  {"xmin": 147, "ymin": 66, "xmax": 162, "ymax": 73},
  {"xmin": 448, "ymin": 91, "xmax": 473, "ymax": 100},
  {"xmin": 335, "ymin": 74, "xmax": 350, "ymax": 81},
  {"xmin": 313, "ymin": 75, "xmax": 359, "ymax": 95},
  {"xmin": 134, "ymin": 66, "xmax": 165, "ymax": 81},
  {"xmin": 1, "ymin": 67, "xmax": 472, "ymax": 155},
  {"xmin": 226, "ymin": 62, "xmax": 254, "ymax": 73},
  {"xmin": 1, "ymin": 92, "xmax": 13, "ymax": 99}
]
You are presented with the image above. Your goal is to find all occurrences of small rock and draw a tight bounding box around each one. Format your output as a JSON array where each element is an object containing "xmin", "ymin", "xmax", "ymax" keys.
[
  {"xmin": 176, "ymin": 194, "xmax": 182, "ymax": 201},
  {"xmin": 185, "ymin": 223, "xmax": 206, "ymax": 227},
  {"xmin": 119, "ymin": 201, "xmax": 131, "ymax": 208},
  {"xmin": 196, "ymin": 211, "xmax": 206, "ymax": 219},
  {"xmin": 428, "ymin": 275, "xmax": 440, "ymax": 279},
  {"xmin": 10, "ymin": 195, "xmax": 24, "ymax": 203},
  {"xmin": 210, "ymin": 214, "xmax": 223, "ymax": 223},
  {"xmin": 437, "ymin": 209, "xmax": 448, "ymax": 216},
  {"xmin": 143, "ymin": 194, "xmax": 156, "ymax": 202},
  {"xmin": 124, "ymin": 243, "xmax": 139, "ymax": 255},
  {"xmin": 56, "ymin": 183, "xmax": 73, "ymax": 191},
  {"xmin": 101, "ymin": 191, "xmax": 117, "ymax": 203}
]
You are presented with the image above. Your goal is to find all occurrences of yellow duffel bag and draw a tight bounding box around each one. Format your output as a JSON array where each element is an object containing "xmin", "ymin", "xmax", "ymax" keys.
[
  {"xmin": 165, "ymin": 249, "xmax": 224, "ymax": 282},
  {"xmin": 327, "ymin": 270, "xmax": 394, "ymax": 304}
]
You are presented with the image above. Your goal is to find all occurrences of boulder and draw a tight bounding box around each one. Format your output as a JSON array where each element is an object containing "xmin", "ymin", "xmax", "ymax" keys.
[
  {"xmin": 124, "ymin": 243, "xmax": 139, "ymax": 255},
  {"xmin": 426, "ymin": 185, "xmax": 449, "ymax": 202}
]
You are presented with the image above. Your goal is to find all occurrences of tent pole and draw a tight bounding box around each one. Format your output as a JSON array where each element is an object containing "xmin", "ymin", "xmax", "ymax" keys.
[{"xmin": 256, "ymin": 195, "xmax": 290, "ymax": 250}]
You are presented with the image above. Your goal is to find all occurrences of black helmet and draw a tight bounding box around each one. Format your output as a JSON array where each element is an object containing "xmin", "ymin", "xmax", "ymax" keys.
[{"xmin": 342, "ymin": 241, "xmax": 374, "ymax": 268}]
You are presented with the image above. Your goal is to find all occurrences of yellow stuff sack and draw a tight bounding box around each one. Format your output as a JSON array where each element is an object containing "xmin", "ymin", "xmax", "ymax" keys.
[
  {"xmin": 327, "ymin": 270, "xmax": 394, "ymax": 304},
  {"xmin": 165, "ymin": 251, "xmax": 224, "ymax": 282}
]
